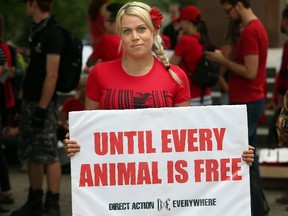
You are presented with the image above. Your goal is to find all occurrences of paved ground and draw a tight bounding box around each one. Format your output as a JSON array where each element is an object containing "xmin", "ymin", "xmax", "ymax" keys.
[{"xmin": 1, "ymin": 165, "xmax": 287, "ymax": 216}]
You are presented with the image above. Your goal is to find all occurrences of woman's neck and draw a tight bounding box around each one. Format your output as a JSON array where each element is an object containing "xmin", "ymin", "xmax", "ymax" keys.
[{"xmin": 122, "ymin": 54, "xmax": 155, "ymax": 76}]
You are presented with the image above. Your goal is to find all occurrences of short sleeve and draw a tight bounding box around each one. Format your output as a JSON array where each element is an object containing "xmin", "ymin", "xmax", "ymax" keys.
[
  {"xmin": 171, "ymin": 65, "xmax": 191, "ymax": 104},
  {"xmin": 43, "ymin": 27, "xmax": 65, "ymax": 55},
  {"xmin": 86, "ymin": 65, "xmax": 101, "ymax": 102}
]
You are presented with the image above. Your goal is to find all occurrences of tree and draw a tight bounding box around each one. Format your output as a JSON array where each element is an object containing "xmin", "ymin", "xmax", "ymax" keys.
[
  {"xmin": 0, "ymin": 0, "xmax": 199, "ymax": 47},
  {"xmin": 0, "ymin": 0, "xmax": 89, "ymax": 47}
]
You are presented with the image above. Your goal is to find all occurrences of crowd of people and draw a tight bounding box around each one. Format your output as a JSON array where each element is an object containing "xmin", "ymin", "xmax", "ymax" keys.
[{"xmin": 0, "ymin": 0, "xmax": 288, "ymax": 215}]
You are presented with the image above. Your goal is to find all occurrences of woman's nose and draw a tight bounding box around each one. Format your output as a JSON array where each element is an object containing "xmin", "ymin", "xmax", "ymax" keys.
[{"xmin": 132, "ymin": 30, "xmax": 139, "ymax": 39}]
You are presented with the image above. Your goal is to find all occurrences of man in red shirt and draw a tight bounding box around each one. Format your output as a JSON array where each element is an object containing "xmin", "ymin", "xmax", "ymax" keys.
[
  {"xmin": 205, "ymin": 1, "xmax": 269, "ymax": 215},
  {"xmin": 206, "ymin": 0, "xmax": 268, "ymax": 165}
]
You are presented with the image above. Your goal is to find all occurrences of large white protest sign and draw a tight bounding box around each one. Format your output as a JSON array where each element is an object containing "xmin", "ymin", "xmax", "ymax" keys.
[{"xmin": 69, "ymin": 105, "xmax": 251, "ymax": 216}]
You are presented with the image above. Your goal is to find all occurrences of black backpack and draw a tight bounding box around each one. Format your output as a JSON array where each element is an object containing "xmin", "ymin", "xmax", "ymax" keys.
[
  {"xmin": 182, "ymin": 55, "xmax": 219, "ymax": 103},
  {"xmin": 56, "ymin": 27, "xmax": 83, "ymax": 93},
  {"xmin": 191, "ymin": 55, "xmax": 219, "ymax": 87}
]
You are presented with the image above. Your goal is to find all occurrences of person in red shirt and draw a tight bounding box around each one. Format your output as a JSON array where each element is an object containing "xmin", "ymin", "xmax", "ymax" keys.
[
  {"xmin": 86, "ymin": 3, "xmax": 124, "ymax": 69},
  {"xmin": 170, "ymin": 5, "xmax": 213, "ymax": 106},
  {"xmin": 206, "ymin": 0, "xmax": 268, "ymax": 162},
  {"xmin": 63, "ymin": 1, "xmax": 254, "ymax": 166},
  {"xmin": 205, "ymin": 1, "xmax": 269, "ymax": 215}
]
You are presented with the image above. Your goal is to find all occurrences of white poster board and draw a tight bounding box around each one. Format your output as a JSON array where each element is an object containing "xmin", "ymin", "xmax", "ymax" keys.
[{"xmin": 69, "ymin": 105, "xmax": 251, "ymax": 216}]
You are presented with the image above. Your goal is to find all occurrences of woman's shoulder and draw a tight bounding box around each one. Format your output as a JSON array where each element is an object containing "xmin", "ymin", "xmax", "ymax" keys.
[
  {"xmin": 90, "ymin": 59, "xmax": 122, "ymax": 75},
  {"xmin": 154, "ymin": 57, "xmax": 184, "ymax": 74},
  {"xmin": 94, "ymin": 59, "xmax": 121, "ymax": 68},
  {"xmin": 170, "ymin": 64, "xmax": 186, "ymax": 76}
]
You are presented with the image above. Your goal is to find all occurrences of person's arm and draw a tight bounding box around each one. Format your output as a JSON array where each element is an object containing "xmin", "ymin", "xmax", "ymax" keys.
[
  {"xmin": 218, "ymin": 74, "xmax": 229, "ymax": 92},
  {"xmin": 85, "ymin": 97, "xmax": 100, "ymax": 110},
  {"xmin": 38, "ymin": 54, "xmax": 60, "ymax": 108},
  {"xmin": 64, "ymin": 132, "xmax": 80, "ymax": 157},
  {"xmin": 86, "ymin": 53, "xmax": 96, "ymax": 68},
  {"xmin": 31, "ymin": 54, "xmax": 60, "ymax": 129},
  {"xmin": 174, "ymin": 100, "xmax": 190, "ymax": 107},
  {"xmin": 169, "ymin": 54, "xmax": 182, "ymax": 66},
  {"xmin": 205, "ymin": 51, "xmax": 258, "ymax": 80},
  {"xmin": 217, "ymin": 44, "xmax": 232, "ymax": 92},
  {"xmin": 242, "ymin": 145, "xmax": 254, "ymax": 166}
]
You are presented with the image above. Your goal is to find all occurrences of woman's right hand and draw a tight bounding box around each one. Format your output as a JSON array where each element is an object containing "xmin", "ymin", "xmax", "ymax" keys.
[{"xmin": 63, "ymin": 132, "xmax": 80, "ymax": 157}]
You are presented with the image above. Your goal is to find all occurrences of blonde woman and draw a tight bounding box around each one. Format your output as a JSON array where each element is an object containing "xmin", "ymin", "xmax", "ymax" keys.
[{"xmin": 64, "ymin": 1, "xmax": 254, "ymax": 165}]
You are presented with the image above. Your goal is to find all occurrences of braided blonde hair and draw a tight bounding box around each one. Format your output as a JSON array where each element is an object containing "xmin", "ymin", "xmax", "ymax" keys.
[{"xmin": 115, "ymin": 1, "xmax": 182, "ymax": 85}]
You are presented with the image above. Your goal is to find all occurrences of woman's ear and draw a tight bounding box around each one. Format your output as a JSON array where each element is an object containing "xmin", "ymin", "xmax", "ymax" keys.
[{"xmin": 153, "ymin": 30, "xmax": 158, "ymax": 38}]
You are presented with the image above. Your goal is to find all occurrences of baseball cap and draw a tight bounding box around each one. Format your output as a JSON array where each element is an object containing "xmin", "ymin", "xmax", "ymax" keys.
[{"xmin": 178, "ymin": 5, "xmax": 201, "ymax": 23}]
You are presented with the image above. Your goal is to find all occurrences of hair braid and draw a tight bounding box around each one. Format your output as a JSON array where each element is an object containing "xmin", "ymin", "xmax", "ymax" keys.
[{"xmin": 152, "ymin": 34, "xmax": 183, "ymax": 85}]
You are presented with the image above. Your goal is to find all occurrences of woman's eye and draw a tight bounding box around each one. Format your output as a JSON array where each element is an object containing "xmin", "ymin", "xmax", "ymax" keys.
[
  {"xmin": 123, "ymin": 29, "xmax": 131, "ymax": 34},
  {"xmin": 138, "ymin": 26, "xmax": 146, "ymax": 32}
]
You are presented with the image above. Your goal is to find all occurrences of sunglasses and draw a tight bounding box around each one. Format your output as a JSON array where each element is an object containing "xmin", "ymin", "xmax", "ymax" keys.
[{"xmin": 224, "ymin": 5, "xmax": 236, "ymax": 15}]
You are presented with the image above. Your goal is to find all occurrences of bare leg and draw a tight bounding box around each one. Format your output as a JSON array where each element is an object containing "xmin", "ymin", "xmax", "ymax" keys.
[
  {"xmin": 28, "ymin": 161, "xmax": 44, "ymax": 189},
  {"xmin": 46, "ymin": 161, "xmax": 61, "ymax": 193}
]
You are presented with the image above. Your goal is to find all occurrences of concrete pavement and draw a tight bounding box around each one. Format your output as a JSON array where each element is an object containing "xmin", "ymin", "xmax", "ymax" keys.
[{"xmin": 2, "ymin": 164, "xmax": 288, "ymax": 216}]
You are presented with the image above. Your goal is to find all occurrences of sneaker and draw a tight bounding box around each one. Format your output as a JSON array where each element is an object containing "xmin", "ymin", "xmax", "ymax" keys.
[
  {"xmin": 0, "ymin": 194, "xmax": 14, "ymax": 204},
  {"xmin": 275, "ymin": 193, "xmax": 288, "ymax": 204}
]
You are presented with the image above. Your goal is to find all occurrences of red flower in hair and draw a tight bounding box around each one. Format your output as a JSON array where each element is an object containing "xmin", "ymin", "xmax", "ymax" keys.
[{"xmin": 149, "ymin": 7, "xmax": 163, "ymax": 30}]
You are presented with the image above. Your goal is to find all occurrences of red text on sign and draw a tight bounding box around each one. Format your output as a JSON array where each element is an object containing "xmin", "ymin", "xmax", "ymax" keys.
[
  {"xmin": 161, "ymin": 128, "xmax": 226, "ymax": 153},
  {"xmin": 194, "ymin": 158, "xmax": 242, "ymax": 182},
  {"xmin": 79, "ymin": 161, "xmax": 162, "ymax": 187}
]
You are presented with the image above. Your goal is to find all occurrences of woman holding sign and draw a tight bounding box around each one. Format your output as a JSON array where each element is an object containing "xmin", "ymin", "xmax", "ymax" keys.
[{"xmin": 64, "ymin": 2, "xmax": 254, "ymax": 164}]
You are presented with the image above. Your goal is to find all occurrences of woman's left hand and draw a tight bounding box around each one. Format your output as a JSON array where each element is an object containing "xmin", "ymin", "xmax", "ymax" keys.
[{"xmin": 242, "ymin": 145, "xmax": 254, "ymax": 166}]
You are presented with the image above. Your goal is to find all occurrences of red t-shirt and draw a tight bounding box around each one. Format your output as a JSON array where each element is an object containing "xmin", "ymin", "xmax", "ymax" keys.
[
  {"xmin": 277, "ymin": 41, "xmax": 288, "ymax": 95},
  {"xmin": 174, "ymin": 34, "xmax": 211, "ymax": 99},
  {"xmin": 61, "ymin": 97, "xmax": 84, "ymax": 113},
  {"xmin": 92, "ymin": 34, "xmax": 123, "ymax": 62},
  {"xmin": 86, "ymin": 57, "xmax": 191, "ymax": 109},
  {"xmin": 229, "ymin": 19, "xmax": 268, "ymax": 103}
]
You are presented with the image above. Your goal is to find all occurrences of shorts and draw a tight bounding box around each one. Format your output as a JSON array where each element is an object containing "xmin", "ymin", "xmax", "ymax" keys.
[{"xmin": 18, "ymin": 100, "xmax": 59, "ymax": 164}]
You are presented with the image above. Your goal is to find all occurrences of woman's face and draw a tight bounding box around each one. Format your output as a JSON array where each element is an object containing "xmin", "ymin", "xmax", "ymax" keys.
[{"xmin": 120, "ymin": 14, "xmax": 154, "ymax": 59}]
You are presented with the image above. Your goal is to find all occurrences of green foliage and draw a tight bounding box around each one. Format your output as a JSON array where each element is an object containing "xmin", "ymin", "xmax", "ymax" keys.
[
  {"xmin": 0, "ymin": 0, "xmax": 198, "ymax": 47},
  {"xmin": 53, "ymin": 0, "xmax": 90, "ymax": 37},
  {"xmin": 111, "ymin": 0, "xmax": 199, "ymax": 11},
  {"xmin": 0, "ymin": 0, "xmax": 28, "ymax": 46},
  {"xmin": 0, "ymin": 0, "xmax": 89, "ymax": 47}
]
